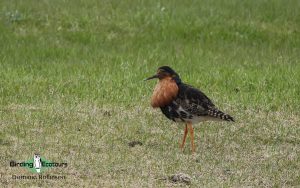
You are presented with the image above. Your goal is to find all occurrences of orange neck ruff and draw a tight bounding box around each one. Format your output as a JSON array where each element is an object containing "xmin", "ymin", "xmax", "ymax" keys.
[{"xmin": 151, "ymin": 77, "xmax": 179, "ymax": 108}]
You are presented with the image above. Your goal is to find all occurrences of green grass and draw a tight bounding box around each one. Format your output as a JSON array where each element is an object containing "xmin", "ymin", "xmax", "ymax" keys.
[{"xmin": 0, "ymin": 0, "xmax": 300, "ymax": 187}]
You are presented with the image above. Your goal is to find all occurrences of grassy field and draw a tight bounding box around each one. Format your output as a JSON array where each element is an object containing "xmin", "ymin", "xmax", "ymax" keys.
[{"xmin": 0, "ymin": 0, "xmax": 300, "ymax": 187}]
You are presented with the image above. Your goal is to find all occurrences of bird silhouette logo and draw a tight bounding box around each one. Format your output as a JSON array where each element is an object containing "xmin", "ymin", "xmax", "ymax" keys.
[{"xmin": 33, "ymin": 154, "xmax": 42, "ymax": 173}]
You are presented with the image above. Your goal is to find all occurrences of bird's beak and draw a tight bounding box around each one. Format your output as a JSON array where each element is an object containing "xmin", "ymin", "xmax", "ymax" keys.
[{"xmin": 144, "ymin": 74, "xmax": 158, "ymax": 81}]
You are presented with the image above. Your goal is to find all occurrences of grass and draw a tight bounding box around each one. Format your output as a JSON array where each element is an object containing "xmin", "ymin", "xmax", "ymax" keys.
[{"xmin": 0, "ymin": 0, "xmax": 300, "ymax": 187}]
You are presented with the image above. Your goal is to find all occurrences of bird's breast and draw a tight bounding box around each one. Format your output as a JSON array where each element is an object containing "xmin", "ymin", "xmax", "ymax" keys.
[{"xmin": 151, "ymin": 78, "xmax": 179, "ymax": 108}]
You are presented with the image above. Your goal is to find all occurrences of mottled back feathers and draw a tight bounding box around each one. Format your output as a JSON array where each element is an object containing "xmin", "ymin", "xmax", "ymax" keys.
[{"xmin": 151, "ymin": 78, "xmax": 234, "ymax": 122}]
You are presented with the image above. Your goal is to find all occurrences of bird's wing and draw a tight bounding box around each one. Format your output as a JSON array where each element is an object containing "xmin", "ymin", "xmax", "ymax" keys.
[
  {"xmin": 176, "ymin": 83, "xmax": 235, "ymax": 121},
  {"xmin": 176, "ymin": 83, "xmax": 215, "ymax": 116}
]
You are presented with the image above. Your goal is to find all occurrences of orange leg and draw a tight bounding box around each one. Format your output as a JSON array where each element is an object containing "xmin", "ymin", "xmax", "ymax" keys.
[
  {"xmin": 180, "ymin": 124, "xmax": 188, "ymax": 151},
  {"xmin": 187, "ymin": 123, "xmax": 195, "ymax": 153}
]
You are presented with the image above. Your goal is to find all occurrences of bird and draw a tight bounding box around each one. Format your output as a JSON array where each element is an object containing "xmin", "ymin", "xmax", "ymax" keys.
[{"xmin": 145, "ymin": 66, "xmax": 234, "ymax": 153}]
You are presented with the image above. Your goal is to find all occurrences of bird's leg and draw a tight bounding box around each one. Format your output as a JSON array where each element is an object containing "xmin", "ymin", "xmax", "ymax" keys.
[
  {"xmin": 187, "ymin": 123, "xmax": 195, "ymax": 153},
  {"xmin": 180, "ymin": 124, "xmax": 188, "ymax": 151}
]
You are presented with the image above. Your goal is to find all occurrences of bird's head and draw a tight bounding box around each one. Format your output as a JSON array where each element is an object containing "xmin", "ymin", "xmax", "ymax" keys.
[
  {"xmin": 34, "ymin": 154, "xmax": 40, "ymax": 159},
  {"xmin": 145, "ymin": 66, "xmax": 181, "ymax": 84}
]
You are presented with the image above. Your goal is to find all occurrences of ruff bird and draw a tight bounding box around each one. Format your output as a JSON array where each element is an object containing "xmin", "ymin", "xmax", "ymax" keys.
[{"xmin": 145, "ymin": 66, "xmax": 234, "ymax": 153}]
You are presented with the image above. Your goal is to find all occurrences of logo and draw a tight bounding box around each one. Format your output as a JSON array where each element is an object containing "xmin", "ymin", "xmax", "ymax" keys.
[{"xmin": 10, "ymin": 154, "xmax": 67, "ymax": 174}]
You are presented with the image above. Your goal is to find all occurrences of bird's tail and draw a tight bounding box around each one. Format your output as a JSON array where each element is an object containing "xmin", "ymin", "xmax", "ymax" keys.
[{"xmin": 208, "ymin": 108, "xmax": 235, "ymax": 122}]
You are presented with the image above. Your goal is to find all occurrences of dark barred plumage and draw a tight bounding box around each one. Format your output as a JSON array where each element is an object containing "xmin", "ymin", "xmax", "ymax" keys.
[
  {"xmin": 160, "ymin": 83, "xmax": 235, "ymax": 123},
  {"xmin": 207, "ymin": 108, "xmax": 235, "ymax": 122}
]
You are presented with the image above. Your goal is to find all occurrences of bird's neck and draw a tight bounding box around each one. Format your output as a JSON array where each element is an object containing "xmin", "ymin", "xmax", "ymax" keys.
[{"xmin": 151, "ymin": 77, "xmax": 179, "ymax": 108}]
